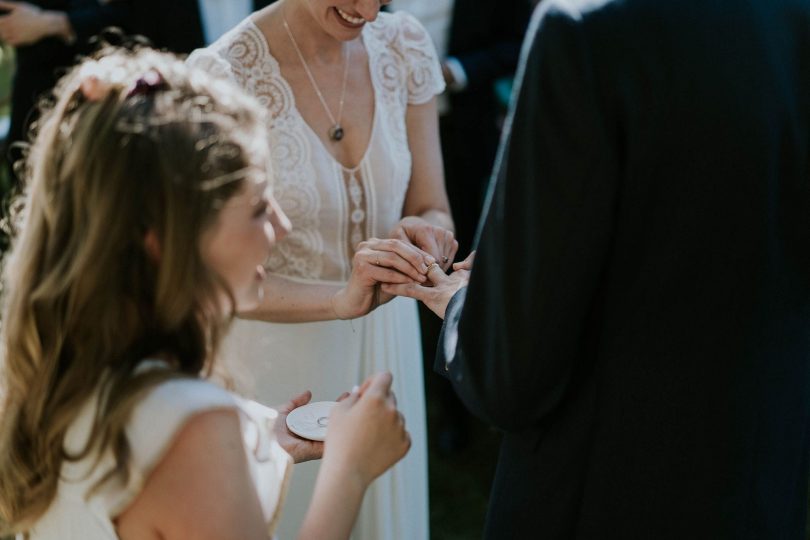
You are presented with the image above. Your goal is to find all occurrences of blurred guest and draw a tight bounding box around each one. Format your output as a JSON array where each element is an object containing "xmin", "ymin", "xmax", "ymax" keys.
[
  {"xmin": 127, "ymin": 0, "xmax": 276, "ymax": 54},
  {"xmin": 0, "ymin": 0, "xmax": 126, "ymax": 185},
  {"xmin": 389, "ymin": 0, "xmax": 530, "ymax": 258},
  {"xmin": 387, "ymin": 0, "xmax": 530, "ymax": 454}
]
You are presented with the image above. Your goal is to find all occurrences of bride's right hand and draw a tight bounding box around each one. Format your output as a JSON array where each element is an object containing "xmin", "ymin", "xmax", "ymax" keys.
[
  {"xmin": 322, "ymin": 372, "xmax": 411, "ymax": 487},
  {"xmin": 332, "ymin": 238, "xmax": 434, "ymax": 319}
]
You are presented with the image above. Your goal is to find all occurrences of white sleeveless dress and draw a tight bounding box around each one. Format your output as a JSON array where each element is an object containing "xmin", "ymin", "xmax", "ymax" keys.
[
  {"xmin": 26, "ymin": 369, "xmax": 292, "ymax": 539},
  {"xmin": 187, "ymin": 11, "xmax": 444, "ymax": 540}
]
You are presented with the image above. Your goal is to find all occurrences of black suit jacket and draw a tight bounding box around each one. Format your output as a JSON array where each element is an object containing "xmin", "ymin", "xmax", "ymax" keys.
[
  {"xmin": 129, "ymin": 0, "xmax": 274, "ymax": 54},
  {"xmin": 439, "ymin": 0, "xmax": 810, "ymax": 538}
]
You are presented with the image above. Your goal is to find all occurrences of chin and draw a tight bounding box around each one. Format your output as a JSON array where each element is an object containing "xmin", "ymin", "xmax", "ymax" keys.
[{"xmin": 327, "ymin": 6, "xmax": 367, "ymax": 37}]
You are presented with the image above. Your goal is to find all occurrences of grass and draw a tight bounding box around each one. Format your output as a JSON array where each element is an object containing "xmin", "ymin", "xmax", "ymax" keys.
[{"xmin": 426, "ymin": 394, "xmax": 501, "ymax": 539}]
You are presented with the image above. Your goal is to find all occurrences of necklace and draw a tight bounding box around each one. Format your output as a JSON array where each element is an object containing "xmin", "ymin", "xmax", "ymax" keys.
[{"xmin": 282, "ymin": 17, "xmax": 351, "ymax": 142}]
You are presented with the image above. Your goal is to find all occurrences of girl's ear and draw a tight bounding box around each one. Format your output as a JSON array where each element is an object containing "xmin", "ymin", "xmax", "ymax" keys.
[{"xmin": 144, "ymin": 229, "xmax": 161, "ymax": 262}]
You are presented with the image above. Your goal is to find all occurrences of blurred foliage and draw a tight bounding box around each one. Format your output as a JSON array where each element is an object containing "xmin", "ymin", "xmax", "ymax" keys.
[{"xmin": 0, "ymin": 44, "xmax": 13, "ymax": 253}]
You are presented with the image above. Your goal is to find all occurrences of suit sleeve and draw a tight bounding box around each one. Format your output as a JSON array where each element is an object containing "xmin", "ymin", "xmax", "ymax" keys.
[{"xmin": 438, "ymin": 2, "xmax": 619, "ymax": 432}]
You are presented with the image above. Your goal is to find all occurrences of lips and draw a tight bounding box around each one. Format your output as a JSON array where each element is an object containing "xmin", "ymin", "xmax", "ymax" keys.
[{"xmin": 334, "ymin": 6, "xmax": 365, "ymax": 27}]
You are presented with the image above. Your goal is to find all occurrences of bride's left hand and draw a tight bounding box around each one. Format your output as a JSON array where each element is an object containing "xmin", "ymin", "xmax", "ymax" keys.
[{"xmin": 390, "ymin": 216, "xmax": 458, "ymax": 272}]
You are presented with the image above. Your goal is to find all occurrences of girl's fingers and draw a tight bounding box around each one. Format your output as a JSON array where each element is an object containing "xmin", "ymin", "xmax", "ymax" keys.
[
  {"xmin": 364, "ymin": 372, "xmax": 394, "ymax": 398},
  {"xmin": 289, "ymin": 390, "xmax": 313, "ymax": 409}
]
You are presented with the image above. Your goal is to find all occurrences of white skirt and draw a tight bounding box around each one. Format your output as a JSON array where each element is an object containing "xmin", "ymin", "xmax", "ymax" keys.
[{"xmin": 222, "ymin": 296, "xmax": 429, "ymax": 540}]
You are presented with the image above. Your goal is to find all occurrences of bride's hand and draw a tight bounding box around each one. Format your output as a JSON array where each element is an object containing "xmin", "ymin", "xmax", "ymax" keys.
[
  {"xmin": 390, "ymin": 216, "xmax": 458, "ymax": 272},
  {"xmin": 332, "ymin": 238, "xmax": 434, "ymax": 319},
  {"xmin": 381, "ymin": 252, "xmax": 474, "ymax": 319}
]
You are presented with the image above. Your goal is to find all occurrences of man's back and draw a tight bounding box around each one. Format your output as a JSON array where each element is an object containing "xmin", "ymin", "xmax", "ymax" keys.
[{"xmin": 441, "ymin": 0, "xmax": 810, "ymax": 537}]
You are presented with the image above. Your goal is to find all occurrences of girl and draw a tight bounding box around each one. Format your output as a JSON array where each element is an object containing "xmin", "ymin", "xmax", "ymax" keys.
[{"xmin": 0, "ymin": 47, "xmax": 413, "ymax": 539}]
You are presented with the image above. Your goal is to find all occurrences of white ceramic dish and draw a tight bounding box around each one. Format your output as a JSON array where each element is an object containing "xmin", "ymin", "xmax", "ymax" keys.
[{"xmin": 285, "ymin": 401, "xmax": 338, "ymax": 442}]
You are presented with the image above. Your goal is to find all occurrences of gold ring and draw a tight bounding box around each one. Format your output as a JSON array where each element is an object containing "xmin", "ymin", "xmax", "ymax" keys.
[
  {"xmin": 426, "ymin": 262, "xmax": 441, "ymax": 274},
  {"xmin": 375, "ymin": 258, "xmax": 381, "ymax": 266}
]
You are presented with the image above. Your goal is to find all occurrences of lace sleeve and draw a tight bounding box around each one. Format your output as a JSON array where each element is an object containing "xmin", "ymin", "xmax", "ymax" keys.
[
  {"xmin": 393, "ymin": 11, "xmax": 446, "ymax": 105},
  {"xmin": 186, "ymin": 47, "xmax": 236, "ymax": 84}
]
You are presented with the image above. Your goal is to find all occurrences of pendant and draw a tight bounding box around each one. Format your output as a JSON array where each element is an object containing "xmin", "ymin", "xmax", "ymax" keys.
[{"xmin": 329, "ymin": 124, "xmax": 345, "ymax": 141}]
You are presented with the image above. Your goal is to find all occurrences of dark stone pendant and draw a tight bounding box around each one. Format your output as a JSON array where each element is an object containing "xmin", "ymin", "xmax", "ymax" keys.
[{"xmin": 329, "ymin": 124, "xmax": 344, "ymax": 141}]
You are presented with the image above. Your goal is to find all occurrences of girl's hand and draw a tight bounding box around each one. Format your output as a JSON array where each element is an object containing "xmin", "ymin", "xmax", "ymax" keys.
[
  {"xmin": 272, "ymin": 391, "xmax": 324, "ymax": 463},
  {"xmin": 332, "ymin": 238, "xmax": 434, "ymax": 319},
  {"xmin": 390, "ymin": 216, "xmax": 458, "ymax": 271},
  {"xmin": 323, "ymin": 372, "xmax": 411, "ymax": 486}
]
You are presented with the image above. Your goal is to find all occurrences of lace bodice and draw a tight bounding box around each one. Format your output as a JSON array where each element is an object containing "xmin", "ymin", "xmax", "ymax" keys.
[{"xmin": 188, "ymin": 12, "xmax": 445, "ymax": 282}]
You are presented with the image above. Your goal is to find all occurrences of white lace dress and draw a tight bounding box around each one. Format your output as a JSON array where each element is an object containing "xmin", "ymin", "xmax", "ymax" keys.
[
  {"xmin": 26, "ymin": 371, "xmax": 292, "ymax": 540},
  {"xmin": 187, "ymin": 11, "xmax": 444, "ymax": 540}
]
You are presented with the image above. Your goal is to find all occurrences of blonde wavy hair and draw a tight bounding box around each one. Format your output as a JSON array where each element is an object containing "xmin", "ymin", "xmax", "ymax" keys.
[{"xmin": 0, "ymin": 47, "xmax": 269, "ymax": 533}]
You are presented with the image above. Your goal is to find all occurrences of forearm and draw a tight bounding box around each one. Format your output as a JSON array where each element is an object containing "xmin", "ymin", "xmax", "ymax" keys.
[
  {"xmin": 412, "ymin": 208, "xmax": 454, "ymax": 233},
  {"xmin": 238, "ymin": 274, "xmax": 343, "ymax": 323},
  {"xmin": 296, "ymin": 463, "xmax": 366, "ymax": 540}
]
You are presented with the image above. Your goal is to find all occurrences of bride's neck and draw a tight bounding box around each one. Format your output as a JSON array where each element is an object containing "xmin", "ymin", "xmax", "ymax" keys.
[{"xmin": 261, "ymin": 0, "xmax": 347, "ymax": 64}]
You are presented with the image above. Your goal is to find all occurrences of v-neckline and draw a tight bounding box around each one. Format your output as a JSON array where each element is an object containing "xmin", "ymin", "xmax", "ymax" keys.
[{"xmin": 245, "ymin": 18, "xmax": 378, "ymax": 172}]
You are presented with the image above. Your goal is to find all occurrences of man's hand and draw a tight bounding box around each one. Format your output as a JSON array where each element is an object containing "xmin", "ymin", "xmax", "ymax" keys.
[
  {"xmin": 382, "ymin": 252, "xmax": 474, "ymax": 319},
  {"xmin": 390, "ymin": 216, "xmax": 458, "ymax": 271}
]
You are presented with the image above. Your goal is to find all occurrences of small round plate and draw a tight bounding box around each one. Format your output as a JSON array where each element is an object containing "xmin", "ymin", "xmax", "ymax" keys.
[{"xmin": 286, "ymin": 401, "xmax": 338, "ymax": 442}]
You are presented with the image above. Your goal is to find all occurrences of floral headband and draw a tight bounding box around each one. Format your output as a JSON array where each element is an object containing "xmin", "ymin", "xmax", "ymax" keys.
[{"xmin": 78, "ymin": 61, "xmax": 167, "ymax": 102}]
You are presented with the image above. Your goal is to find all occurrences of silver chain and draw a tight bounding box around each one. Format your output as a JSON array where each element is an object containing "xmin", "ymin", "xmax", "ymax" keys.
[{"xmin": 282, "ymin": 16, "xmax": 351, "ymax": 134}]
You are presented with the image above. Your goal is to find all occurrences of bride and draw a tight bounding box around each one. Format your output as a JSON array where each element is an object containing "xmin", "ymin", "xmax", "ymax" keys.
[{"xmin": 187, "ymin": 0, "xmax": 456, "ymax": 538}]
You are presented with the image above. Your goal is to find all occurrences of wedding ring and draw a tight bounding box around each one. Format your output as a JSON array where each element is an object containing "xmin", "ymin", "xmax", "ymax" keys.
[
  {"xmin": 442, "ymin": 255, "xmax": 449, "ymax": 264},
  {"xmin": 375, "ymin": 258, "xmax": 381, "ymax": 266},
  {"xmin": 426, "ymin": 262, "xmax": 441, "ymax": 274}
]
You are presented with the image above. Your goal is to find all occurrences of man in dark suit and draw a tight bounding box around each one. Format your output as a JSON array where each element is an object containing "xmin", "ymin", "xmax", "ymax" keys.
[
  {"xmin": 440, "ymin": 0, "xmax": 529, "ymax": 258},
  {"xmin": 129, "ymin": 0, "xmax": 274, "ymax": 55},
  {"xmin": 389, "ymin": 0, "xmax": 810, "ymax": 537},
  {"xmin": 1, "ymin": 0, "xmax": 127, "ymax": 186},
  {"xmin": 387, "ymin": 0, "xmax": 531, "ymax": 455}
]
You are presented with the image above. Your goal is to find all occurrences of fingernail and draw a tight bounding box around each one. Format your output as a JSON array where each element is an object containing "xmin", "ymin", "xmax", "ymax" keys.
[{"xmin": 351, "ymin": 385, "xmax": 359, "ymax": 394}]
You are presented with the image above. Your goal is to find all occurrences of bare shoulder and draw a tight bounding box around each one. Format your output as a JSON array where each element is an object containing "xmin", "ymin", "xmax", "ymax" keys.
[{"xmin": 116, "ymin": 409, "xmax": 268, "ymax": 540}]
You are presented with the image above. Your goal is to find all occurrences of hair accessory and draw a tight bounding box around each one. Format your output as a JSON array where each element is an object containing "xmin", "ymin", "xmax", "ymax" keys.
[
  {"xmin": 125, "ymin": 70, "xmax": 167, "ymax": 99},
  {"xmin": 80, "ymin": 76, "xmax": 113, "ymax": 102},
  {"xmin": 77, "ymin": 61, "xmax": 113, "ymax": 102}
]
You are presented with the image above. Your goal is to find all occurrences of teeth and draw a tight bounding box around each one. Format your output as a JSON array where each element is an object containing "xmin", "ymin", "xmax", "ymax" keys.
[{"xmin": 336, "ymin": 7, "xmax": 365, "ymax": 25}]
